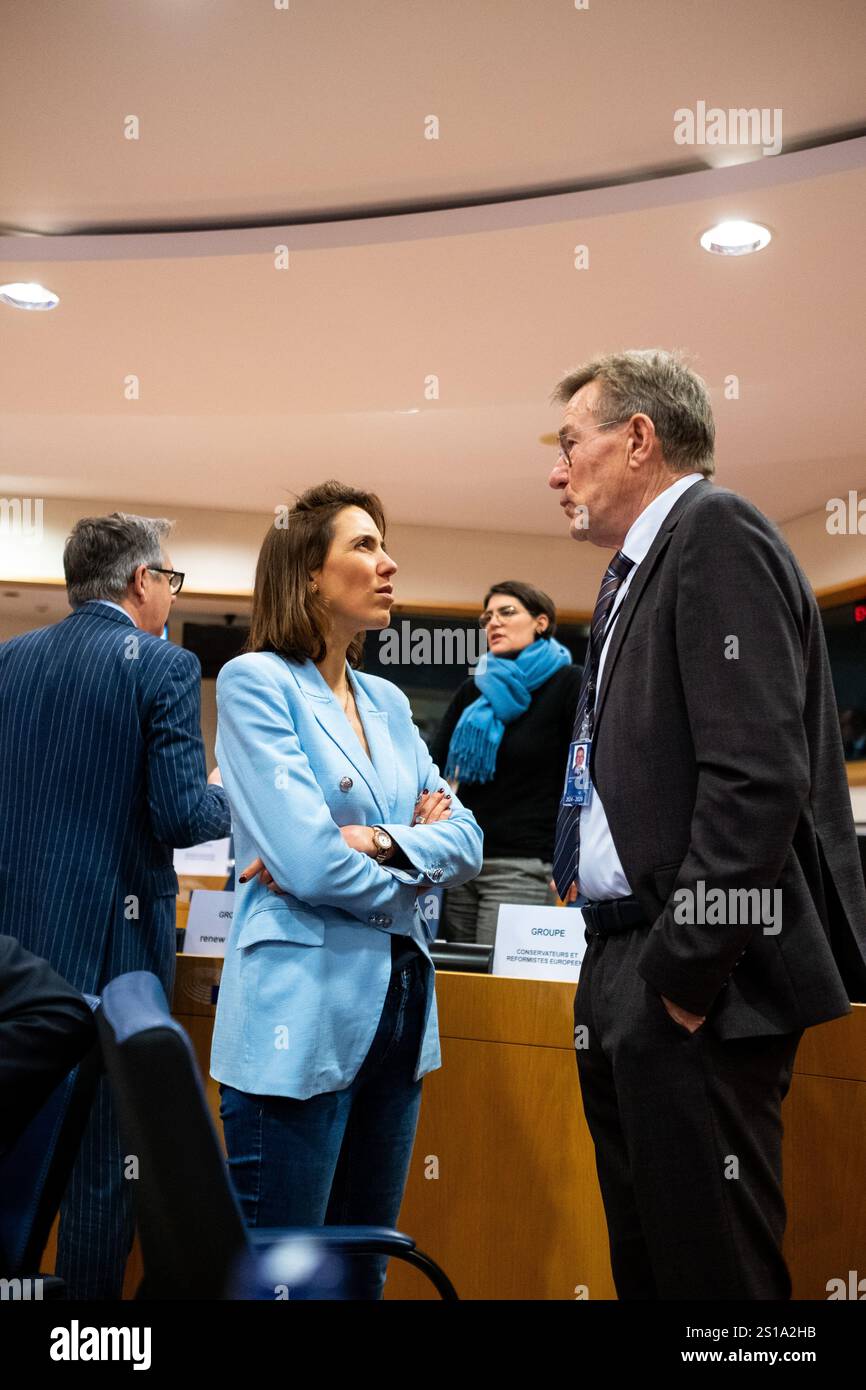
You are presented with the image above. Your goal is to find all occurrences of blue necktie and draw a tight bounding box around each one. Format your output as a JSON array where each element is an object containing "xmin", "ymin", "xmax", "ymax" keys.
[{"xmin": 551, "ymin": 549, "xmax": 635, "ymax": 900}]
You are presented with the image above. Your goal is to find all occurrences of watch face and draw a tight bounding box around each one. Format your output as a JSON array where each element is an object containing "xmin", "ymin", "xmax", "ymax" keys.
[{"xmin": 374, "ymin": 830, "xmax": 389, "ymax": 850}]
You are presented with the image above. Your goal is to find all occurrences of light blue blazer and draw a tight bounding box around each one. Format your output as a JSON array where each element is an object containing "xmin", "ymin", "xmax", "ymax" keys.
[{"xmin": 210, "ymin": 652, "xmax": 483, "ymax": 1100}]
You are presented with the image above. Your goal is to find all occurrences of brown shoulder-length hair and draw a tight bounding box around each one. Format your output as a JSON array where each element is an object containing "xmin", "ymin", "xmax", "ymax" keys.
[{"xmin": 245, "ymin": 480, "xmax": 387, "ymax": 667}]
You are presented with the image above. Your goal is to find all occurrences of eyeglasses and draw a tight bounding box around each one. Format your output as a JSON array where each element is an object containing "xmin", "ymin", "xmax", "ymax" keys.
[
  {"xmin": 478, "ymin": 604, "xmax": 523, "ymax": 628},
  {"xmin": 558, "ymin": 419, "xmax": 624, "ymax": 466},
  {"xmin": 147, "ymin": 566, "xmax": 185, "ymax": 595}
]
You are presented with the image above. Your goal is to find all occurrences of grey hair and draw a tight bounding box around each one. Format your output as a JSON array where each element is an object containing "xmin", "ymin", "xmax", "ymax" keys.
[
  {"xmin": 552, "ymin": 348, "xmax": 715, "ymax": 477},
  {"xmin": 64, "ymin": 512, "xmax": 173, "ymax": 607}
]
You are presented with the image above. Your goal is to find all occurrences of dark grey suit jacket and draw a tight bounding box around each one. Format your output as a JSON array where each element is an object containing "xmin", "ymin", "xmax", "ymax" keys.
[
  {"xmin": 0, "ymin": 935, "xmax": 96, "ymax": 1156},
  {"xmin": 590, "ymin": 479, "xmax": 866, "ymax": 1038}
]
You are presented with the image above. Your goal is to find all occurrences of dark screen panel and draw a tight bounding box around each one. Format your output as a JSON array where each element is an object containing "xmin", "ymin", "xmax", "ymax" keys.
[{"xmin": 821, "ymin": 597, "xmax": 866, "ymax": 761}]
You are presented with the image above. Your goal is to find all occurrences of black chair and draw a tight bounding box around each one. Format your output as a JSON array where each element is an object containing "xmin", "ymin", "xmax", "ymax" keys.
[
  {"xmin": 0, "ymin": 1025, "xmax": 102, "ymax": 1299},
  {"xmin": 96, "ymin": 971, "xmax": 458, "ymax": 1300}
]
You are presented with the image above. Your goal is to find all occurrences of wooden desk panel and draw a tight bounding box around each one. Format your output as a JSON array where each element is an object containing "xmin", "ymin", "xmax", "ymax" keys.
[
  {"xmin": 784, "ymin": 1072, "xmax": 866, "ymax": 1298},
  {"xmin": 43, "ymin": 957, "xmax": 866, "ymax": 1301},
  {"xmin": 172, "ymin": 959, "xmax": 866, "ymax": 1300},
  {"xmin": 386, "ymin": 982, "xmax": 866, "ymax": 1300},
  {"xmin": 384, "ymin": 1034, "xmax": 615, "ymax": 1300}
]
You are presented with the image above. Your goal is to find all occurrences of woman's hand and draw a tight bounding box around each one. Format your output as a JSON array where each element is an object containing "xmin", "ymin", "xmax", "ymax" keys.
[
  {"xmin": 412, "ymin": 789, "xmax": 452, "ymax": 825},
  {"xmin": 240, "ymin": 790, "xmax": 454, "ymax": 886},
  {"xmin": 339, "ymin": 789, "xmax": 453, "ymax": 866},
  {"xmin": 238, "ymin": 856, "xmax": 285, "ymax": 893},
  {"xmin": 413, "ymin": 791, "xmax": 452, "ymax": 895}
]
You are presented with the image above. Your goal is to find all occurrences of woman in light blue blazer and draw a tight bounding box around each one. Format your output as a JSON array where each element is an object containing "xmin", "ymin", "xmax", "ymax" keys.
[{"xmin": 211, "ymin": 480, "xmax": 483, "ymax": 1298}]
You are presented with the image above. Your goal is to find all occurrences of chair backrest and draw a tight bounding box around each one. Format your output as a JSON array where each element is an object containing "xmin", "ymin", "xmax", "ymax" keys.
[
  {"xmin": 97, "ymin": 971, "xmax": 249, "ymax": 1299},
  {"xmin": 0, "ymin": 1036, "xmax": 102, "ymax": 1277}
]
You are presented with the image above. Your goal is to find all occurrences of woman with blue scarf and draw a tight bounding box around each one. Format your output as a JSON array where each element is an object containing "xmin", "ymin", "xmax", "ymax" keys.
[{"xmin": 430, "ymin": 581, "xmax": 583, "ymax": 946}]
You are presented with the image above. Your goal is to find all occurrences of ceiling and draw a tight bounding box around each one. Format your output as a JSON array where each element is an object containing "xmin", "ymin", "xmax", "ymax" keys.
[{"xmin": 1, "ymin": 0, "xmax": 865, "ymax": 537}]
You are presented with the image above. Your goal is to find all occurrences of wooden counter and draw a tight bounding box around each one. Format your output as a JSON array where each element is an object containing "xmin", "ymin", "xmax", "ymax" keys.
[{"xmin": 172, "ymin": 955, "xmax": 866, "ymax": 1301}]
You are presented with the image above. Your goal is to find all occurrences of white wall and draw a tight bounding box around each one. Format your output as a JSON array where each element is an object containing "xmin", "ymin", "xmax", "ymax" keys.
[
  {"xmin": 3, "ymin": 492, "xmax": 865, "ymax": 817},
  {"xmin": 0, "ymin": 494, "xmax": 603, "ymax": 612},
  {"xmin": 4, "ymin": 490, "xmax": 866, "ymax": 611},
  {"xmin": 781, "ymin": 499, "xmax": 866, "ymax": 592}
]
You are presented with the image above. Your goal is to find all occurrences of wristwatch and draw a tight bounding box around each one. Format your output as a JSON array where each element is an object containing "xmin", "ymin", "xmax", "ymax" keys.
[{"xmin": 371, "ymin": 826, "xmax": 395, "ymax": 863}]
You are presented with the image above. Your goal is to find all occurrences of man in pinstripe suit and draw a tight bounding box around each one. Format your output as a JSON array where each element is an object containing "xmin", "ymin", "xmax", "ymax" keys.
[{"xmin": 0, "ymin": 513, "xmax": 231, "ymax": 1298}]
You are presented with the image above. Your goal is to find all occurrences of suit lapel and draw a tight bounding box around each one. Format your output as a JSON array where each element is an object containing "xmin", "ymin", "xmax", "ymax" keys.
[
  {"xmin": 288, "ymin": 660, "xmax": 393, "ymax": 821},
  {"xmin": 593, "ymin": 479, "xmax": 710, "ymax": 732},
  {"xmin": 354, "ymin": 686, "xmax": 398, "ymax": 816}
]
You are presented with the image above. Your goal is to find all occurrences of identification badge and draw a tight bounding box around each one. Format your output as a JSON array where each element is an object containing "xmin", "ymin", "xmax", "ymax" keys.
[{"xmin": 562, "ymin": 739, "xmax": 593, "ymax": 807}]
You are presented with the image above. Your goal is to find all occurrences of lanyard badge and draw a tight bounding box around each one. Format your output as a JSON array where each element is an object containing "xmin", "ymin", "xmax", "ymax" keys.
[
  {"xmin": 562, "ymin": 734, "xmax": 592, "ymax": 807},
  {"xmin": 561, "ymin": 681, "xmax": 595, "ymax": 809}
]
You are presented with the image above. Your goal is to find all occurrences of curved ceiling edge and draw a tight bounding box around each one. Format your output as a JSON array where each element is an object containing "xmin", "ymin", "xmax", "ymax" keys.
[{"xmin": 1, "ymin": 136, "xmax": 864, "ymax": 264}]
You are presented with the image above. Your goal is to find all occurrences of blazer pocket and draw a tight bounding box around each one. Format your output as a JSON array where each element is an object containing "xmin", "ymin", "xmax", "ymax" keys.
[{"xmin": 236, "ymin": 899, "xmax": 325, "ymax": 949}]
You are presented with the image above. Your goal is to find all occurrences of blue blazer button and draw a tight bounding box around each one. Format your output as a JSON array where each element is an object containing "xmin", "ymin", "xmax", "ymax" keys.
[{"xmin": 339, "ymin": 776, "xmax": 353, "ymax": 791}]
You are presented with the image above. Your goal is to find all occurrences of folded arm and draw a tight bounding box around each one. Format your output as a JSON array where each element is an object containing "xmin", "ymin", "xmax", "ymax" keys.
[
  {"xmin": 217, "ymin": 660, "xmax": 439, "ymax": 924},
  {"xmin": 377, "ymin": 687, "xmax": 483, "ymax": 888}
]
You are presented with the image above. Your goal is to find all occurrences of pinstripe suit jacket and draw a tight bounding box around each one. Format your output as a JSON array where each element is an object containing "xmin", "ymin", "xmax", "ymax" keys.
[{"xmin": 0, "ymin": 601, "xmax": 230, "ymax": 994}]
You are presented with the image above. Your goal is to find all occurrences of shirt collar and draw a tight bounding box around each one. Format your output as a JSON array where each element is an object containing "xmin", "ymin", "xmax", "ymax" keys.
[
  {"xmin": 621, "ymin": 473, "xmax": 704, "ymax": 568},
  {"xmin": 80, "ymin": 599, "xmax": 136, "ymax": 623}
]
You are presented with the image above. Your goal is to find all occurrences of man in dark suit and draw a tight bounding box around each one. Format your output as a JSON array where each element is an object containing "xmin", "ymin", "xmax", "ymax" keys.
[
  {"xmin": 0, "ymin": 936, "xmax": 97, "ymax": 1160},
  {"xmin": 0, "ymin": 512, "xmax": 231, "ymax": 1298},
  {"xmin": 549, "ymin": 349, "xmax": 866, "ymax": 1300}
]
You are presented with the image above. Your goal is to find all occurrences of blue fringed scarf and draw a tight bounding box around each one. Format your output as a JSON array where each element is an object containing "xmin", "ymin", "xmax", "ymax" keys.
[{"xmin": 444, "ymin": 637, "xmax": 572, "ymax": 785}]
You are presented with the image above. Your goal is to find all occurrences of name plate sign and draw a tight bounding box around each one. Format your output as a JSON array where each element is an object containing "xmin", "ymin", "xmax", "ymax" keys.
[
  {"xmin": 491, "ymin": 904, "xmax": 586, "ymax": 981},
  {"xmin": 174, "ymin": 837, "xmax": 231, "ymax": 878},
  {"xmin": 184, "ymin": 890, "xmax": 235, "ymax": 957}
]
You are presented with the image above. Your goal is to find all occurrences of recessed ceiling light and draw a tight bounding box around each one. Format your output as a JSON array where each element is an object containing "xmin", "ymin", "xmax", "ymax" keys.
[
  {"xmin": 700, "ymin": 220, "xmax": 771, "ymax": 256},
  {"xmin": 0, "ymin": 281, "xmax": 60, "ymax": 310}
]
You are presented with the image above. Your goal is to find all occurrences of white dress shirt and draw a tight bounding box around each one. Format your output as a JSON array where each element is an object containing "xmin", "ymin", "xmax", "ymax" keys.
[{"xmin": 578, "ymin": 473, "xmax": 704, "ymax": 901}]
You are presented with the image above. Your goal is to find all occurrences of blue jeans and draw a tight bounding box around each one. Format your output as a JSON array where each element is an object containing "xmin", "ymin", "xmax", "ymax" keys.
[{"xmin": 218, "ymin": 941, "xmax": 427, "ymax": 1300}]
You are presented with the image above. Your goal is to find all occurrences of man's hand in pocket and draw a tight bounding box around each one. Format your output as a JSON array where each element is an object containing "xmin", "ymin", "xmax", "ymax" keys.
[{"xmin": 662, "ymin": 995, "xmax": 706, "ymax": 1033}]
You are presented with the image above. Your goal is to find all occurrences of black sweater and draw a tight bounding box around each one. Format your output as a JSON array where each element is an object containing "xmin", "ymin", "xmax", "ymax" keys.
[{"xmin": 429, "ymin": 664, "xmax": 584, "ymax": 860}]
